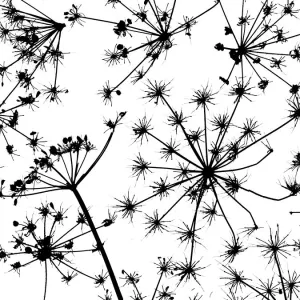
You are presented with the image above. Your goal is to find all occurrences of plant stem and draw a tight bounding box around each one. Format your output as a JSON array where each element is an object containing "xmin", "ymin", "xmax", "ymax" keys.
[
  {"xmin": 243, "ymin": 281, "xmax": 276, "ymax": 300},
  {"xmin": 275, "ymin": 253, "xmax": 288, "ymax": 300},
  {"xmin": 151, "ymin": 272, "xmax": 163, "ymax": 300},
  {"xmin": 72, "ymin": 188, "xmax": 123, "ymax": 300}
]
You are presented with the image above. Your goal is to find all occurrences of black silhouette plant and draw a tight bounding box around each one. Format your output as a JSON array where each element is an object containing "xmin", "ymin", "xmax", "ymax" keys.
[
  {"xmin": 64, "ymin": 0, "xmax": 220, "ymax": 104},
  {"xmin": 0, "ymin": 91, "xmax": 46, "ymax": 158},
  {"xmin": 286, "ymin": 149, "xmax": 300, "ymax": 215},
  {"xmin": 101, "ymin": 256, "xmax": 201, "ymax": 300},
  {"xmin": 4, "ymin": 112, "xmax": 126, "ymax": 300},
  {"xmin": 221, "ymin": 225, "xmax": 300, "ymax": 300},
  {"xmin": 1, "ymin": 202, "xmax": 117, "ymax": 300},
  {"xmin": 215, "ymin": 0, "xmax": 300, "ymax": 94},
  {"xmin": 1, "ymin": 1, "xmax": 300, "ymax": 300},
  {"xmin": 117, "ymin": 79, "xmax": 300, "ymax": 268},
  {"xmin": 0, "ymin": 1, "xmax": 66, "ymax": 94},
  {"xmin": 120, "ymin": 257, "xmax": 176, "ymax": 299},
  {"xmin": 0, "ymin": 1, "xmax": 67, "ymax": 156}
]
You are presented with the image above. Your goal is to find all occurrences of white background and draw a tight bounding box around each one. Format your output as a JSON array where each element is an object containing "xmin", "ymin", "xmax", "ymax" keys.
[{"xmin": 1, "ymin": 0, "xmax": 300, "ymax": 299}]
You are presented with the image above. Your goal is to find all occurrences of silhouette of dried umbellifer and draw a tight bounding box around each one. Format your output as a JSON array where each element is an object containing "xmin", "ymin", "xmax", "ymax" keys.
[
  {"xmin": 0, "ymin": 1, "xmax": 67, "ymax": 157},
  {"xmin": 0, "ymin": 1, "xmax": 299, "ymax": 300},
  {"xmin": 64, "ymin": 0, "xmax": 220, "ymax": 104},
  {"xmin": 2, "ymin": 112, "xmax": 126, "ymax": 300},
  {"xmin": 221, "ymin": 225, "xmax": 300, "ymax": 300},
  {"xmin": 215, "ymin": 0, "xmax": 300, "ymax": 94},
  {"xmin": 115, "ymin": 78, "xmax": 300, "ymax": 272},
  {"xmin": 0, "ymin": 203, "xmax": 117, "ymax": 299}
]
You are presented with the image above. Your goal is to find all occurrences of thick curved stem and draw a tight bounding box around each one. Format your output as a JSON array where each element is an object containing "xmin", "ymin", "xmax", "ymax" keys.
[{"xmin": 72, "ymin": 188, "xmax": 123, "ymax": 300}]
